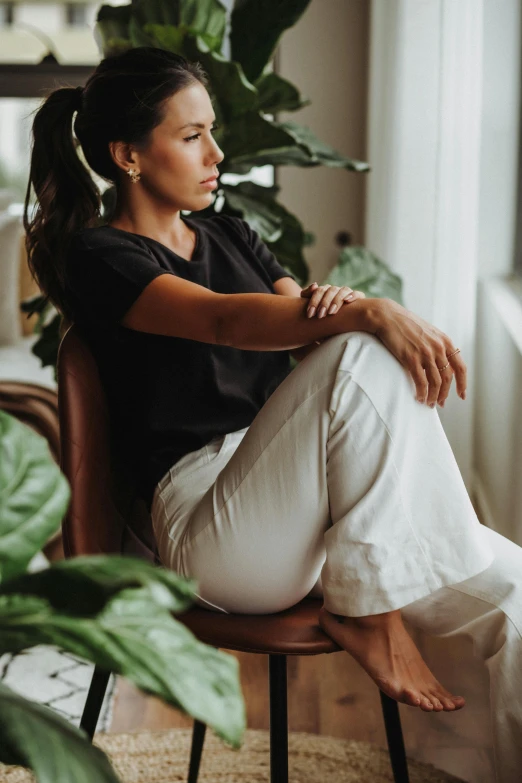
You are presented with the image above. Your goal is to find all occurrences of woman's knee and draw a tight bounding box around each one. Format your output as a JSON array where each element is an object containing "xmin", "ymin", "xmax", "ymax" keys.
[
  {"xmin": 322, "ymin": 330, "xmax": 416, "ymax": 421},
  {"xmin": 319, "ymin": 331, "xmax": 403, "ymax": 378}
]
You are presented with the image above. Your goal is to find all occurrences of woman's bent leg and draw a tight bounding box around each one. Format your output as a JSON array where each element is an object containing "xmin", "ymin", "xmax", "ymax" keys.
[{"xmin": 154, "ymin": 331, "xmax": 493, "ymax": 616}]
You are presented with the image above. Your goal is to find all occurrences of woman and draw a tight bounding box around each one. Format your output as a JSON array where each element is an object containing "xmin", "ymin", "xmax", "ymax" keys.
[{"xmin": 24, "ymin": 47, "xmax": 521, "ymax": 780}]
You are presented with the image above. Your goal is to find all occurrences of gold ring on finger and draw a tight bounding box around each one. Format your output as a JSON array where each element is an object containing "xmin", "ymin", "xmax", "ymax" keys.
[
  {"xmin": 446, "ymin": 348, "xmax": 461, "ymax": 358},
  {"xmin": 437, "ymin": 362, "xmax": 451, "ymax": 372}
]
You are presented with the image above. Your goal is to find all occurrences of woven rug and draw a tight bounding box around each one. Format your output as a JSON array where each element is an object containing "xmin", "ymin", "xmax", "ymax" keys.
[{"xmin": 0, "ymin": 727, "xmax": 466, "ymax": 782}]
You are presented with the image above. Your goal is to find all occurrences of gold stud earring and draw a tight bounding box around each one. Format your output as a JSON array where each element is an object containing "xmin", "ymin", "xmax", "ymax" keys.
[{"xmin": 127, "ymin": 168, "xmax": 141, "ymax": 184}]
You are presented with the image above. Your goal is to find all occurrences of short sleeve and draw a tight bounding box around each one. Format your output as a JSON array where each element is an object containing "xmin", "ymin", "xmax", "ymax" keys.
[
  {"xmin": 65, "ymin": 235, "xmax": 172, "ymax": 329},
  {"xmin": 226, "ymin": 217, "xmax": 297, "ymax": 284}
]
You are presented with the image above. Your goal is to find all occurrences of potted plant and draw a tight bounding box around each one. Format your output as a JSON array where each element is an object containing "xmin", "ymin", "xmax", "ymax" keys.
[{"xmin": 0, "ymin": 409, "xmax": 245, "ymax": 781}]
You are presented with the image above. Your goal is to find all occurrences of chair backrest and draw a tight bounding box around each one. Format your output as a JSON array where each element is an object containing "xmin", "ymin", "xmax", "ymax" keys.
[{"xmin": 57, "ymin": 324, "xmax": 159, "ymax": 564}]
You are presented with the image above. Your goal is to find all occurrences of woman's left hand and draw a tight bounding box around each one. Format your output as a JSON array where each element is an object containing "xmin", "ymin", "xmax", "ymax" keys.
[{"xmin": 301, "ymin": 282, "xmax": 366, "ymax": 318}]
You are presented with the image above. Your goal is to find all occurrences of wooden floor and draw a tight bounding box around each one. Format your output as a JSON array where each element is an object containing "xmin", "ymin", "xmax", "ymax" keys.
[{"xmin": 48, "ymin": 499, "xmax": 495, "ymax": 783}]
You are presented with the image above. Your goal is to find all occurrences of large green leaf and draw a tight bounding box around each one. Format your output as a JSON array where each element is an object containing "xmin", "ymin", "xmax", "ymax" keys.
[
  {"xmin": 0, "ymin": 412, "xmax": 70, "ymax": 586},
  {"xmin": 97, "ymin": 0, "xmax": 227, "ymax": 56},
  {"xmin": 223, "ymin": 117, "xmax": 369, "ymax": 173},
  {"xmin": 220, "ymin": 181, "xmax": 283, "ymax": 241},
  {"xmin": 220, "ymin": 181, "xmax": 309, "ymax": 284},
  {"xmin": 254, "ymin": 71, "xmax": 311, "ymax": 113},
  {"xmin": 135, "ymin": 0, "xmax": 227, "ymax": 42},
  {"xmin": 178, "ymin": 0, "xmax": 227, "ymax": 52},
  {"xmin": 230, "ymin": 0, "xmax": 312, "ymax": 83},
  {"xmin": 278, "ymin": 121, "xmax": 370, "ymax": 171},
  {"xmin": 0, "ymin": 682, "xmax": 120, "ymax": 783},
  {"xmin": 143, "ymin": 22, "xmax": 188, "ymax": 52},
  {"xmin": 220, "ymin": 113, "xmax": 298, "ymax": 163},
  {"xmin": 223, "ymin": 145, "xmax": 330, "ymax": 174},
  {"xmin": 324, "ymin": 246, "xmax": 404, "ymax": 304},
  {"xmin": 0, "ymin": 586, "xmax": 245, "ymax": 747},
  {"xmin": 1, "ymin": 555, "xmax": 196, "ymax": 616},
  {"xmin": 0, "ymin": 684, "xmax": 119, "ymax": 783}
]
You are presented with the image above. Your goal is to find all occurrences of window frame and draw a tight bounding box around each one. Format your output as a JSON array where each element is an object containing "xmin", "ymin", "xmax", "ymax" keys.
[{"xmin": 0, "ymin": 62, "xmax": 93, "ymax": 98}]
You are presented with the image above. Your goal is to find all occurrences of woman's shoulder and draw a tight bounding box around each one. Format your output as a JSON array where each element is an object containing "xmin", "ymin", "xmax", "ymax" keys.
[{"xmin": 70, "ymin": 224, "xmax": 149, "ymax": 254}]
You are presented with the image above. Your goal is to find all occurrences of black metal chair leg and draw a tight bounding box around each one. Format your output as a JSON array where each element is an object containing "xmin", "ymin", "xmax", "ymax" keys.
[
  {"xmin": 379, "ymin": 691, "xmax": 410, "ymax": 783},
  {"xmin": 80, "ymin": 665, "xmax": 111, "ymax": 740},
  {"xmin": 269, "ymin": 654, "xmax": 289, "ymax": 783},
  {"xmin": 187, "ymin": 719, "xmax": 207, "ymax": 783}
]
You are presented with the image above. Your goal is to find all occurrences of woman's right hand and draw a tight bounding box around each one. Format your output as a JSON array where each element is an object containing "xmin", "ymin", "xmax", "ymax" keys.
[{"xmin": 366, "ymin": 298, "xmax": 467, "ymax": 408}]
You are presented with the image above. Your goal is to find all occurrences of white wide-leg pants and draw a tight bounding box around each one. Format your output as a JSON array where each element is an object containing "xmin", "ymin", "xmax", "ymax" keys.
[{"xmin": 152, "ymin": 331, "xmax": 522, "ymax": 782}]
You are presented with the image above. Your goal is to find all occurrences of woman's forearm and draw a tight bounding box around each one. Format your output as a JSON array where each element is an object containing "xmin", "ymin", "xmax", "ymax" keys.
[{"xmin": 216, "ymin": 293, "xmax": 379, "ymax": 351}]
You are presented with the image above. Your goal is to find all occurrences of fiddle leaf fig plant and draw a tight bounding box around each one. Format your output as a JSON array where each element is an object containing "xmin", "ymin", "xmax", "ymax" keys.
[
  {"xmin": 0, "ymin": 410, "xmax": 246, "ymax": 782},
  {"xmin": 23, "ymin": 0, "xmax": 402, "ymax": 373}
]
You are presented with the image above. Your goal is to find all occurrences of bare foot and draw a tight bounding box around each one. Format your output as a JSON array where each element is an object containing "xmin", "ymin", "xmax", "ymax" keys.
[{"xmin": 318, "ymin": 606, "xmax": 465, "ymax": 712}]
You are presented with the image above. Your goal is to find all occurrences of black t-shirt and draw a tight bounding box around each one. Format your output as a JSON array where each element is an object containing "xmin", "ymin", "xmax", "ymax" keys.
[{"xmin": 64, "ymin": 214, "xmax": 296, "ymax": 510}]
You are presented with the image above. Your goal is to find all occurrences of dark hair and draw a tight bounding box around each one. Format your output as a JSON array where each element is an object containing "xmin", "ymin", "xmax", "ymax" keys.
[{"xmin": 23, "ymin": 46, "xmax": 209, "ymax": 322}]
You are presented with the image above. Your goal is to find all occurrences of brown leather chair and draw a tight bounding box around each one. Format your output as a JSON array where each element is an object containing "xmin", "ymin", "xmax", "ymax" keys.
[{"xmin": 57, "ymin": 324, "xmax": 410, "ymax": 783}]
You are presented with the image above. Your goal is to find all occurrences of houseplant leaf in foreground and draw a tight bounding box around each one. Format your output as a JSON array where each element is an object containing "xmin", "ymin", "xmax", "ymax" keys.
[
  {"xmin": 0, "ymin": 585, "xmax": 245, "ymax": 748},
  {"xmin": 0, "ymin": 411, "xmax": 246, "ymax": 751},
  {"xmin": 0, "ymin": 554, "xmax": 197, "ymax": 617},
  {"xmin": 0, "ymin": 410, "xmax": 70, "ymax": 585},
  {"xmin": 0, "ymin": 682, "xmax": 120, "ymax": 783}
]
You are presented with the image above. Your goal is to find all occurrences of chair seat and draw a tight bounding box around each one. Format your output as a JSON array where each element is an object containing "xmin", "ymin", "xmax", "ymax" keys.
[{"xmin": 177, "ymin": 597, "xmax": 342, "ymax": 655}]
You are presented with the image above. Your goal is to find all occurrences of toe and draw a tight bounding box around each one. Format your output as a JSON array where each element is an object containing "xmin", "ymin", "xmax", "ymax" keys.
[
  {"xmin": 437, "ymin": 685, "xmax": 465, "ymax": 710},
  {"xmin": 441, "ymin": 689, "xmax": 466, "ymax": 710},
  {"xmin": 402, "ymin": 688, "xmax": 421, "ymax": 707},
  {"xmin": 420, "ymin": 696, "xmax": 434, "ymax": 712}
]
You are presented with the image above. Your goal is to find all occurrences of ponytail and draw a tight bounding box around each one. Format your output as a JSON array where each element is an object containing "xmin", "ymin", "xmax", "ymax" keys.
[{"xmin": 23, "ymin": 86, "xmax": 101, "ymax": 323}]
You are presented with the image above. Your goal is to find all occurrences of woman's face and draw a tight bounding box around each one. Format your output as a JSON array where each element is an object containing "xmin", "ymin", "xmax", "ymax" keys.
[{"xmin": 133, "ymin": 82, "xmax": 224, "ymax": 212}]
